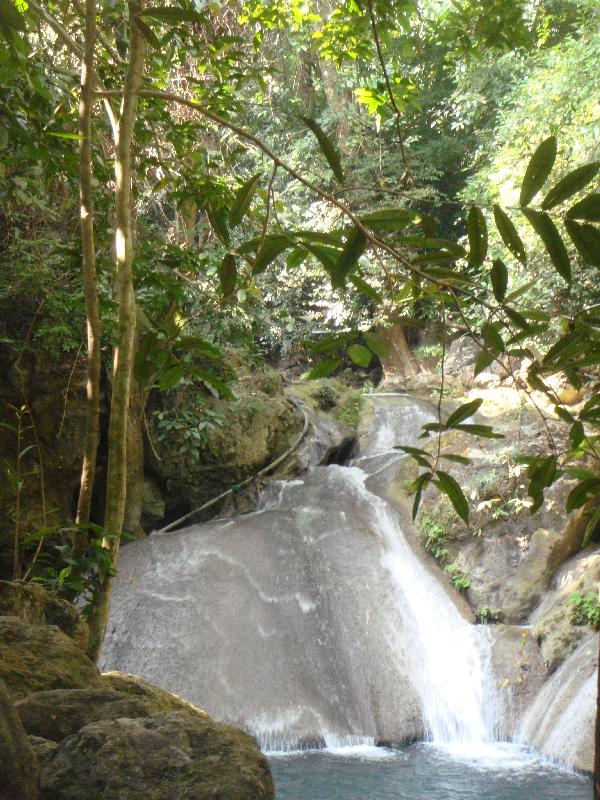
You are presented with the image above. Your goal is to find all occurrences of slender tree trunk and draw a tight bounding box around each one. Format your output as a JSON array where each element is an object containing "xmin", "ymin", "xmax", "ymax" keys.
[
  {"xmin": 87, "ymin": 0, "xmax": 146, "ymax": 662},
  {"xmin": 75, "ymin": 0, "xmax": 102, "ymax": 552},
  {"xmin": 377, "ymin": 322, "xmax": 419, "ymax": 381}
]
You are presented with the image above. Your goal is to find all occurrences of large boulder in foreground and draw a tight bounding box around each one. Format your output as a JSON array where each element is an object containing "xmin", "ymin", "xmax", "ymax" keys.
[
  {"xmin": 0, "ymin": 678, "xmax": 39, "ymax": 800},
  {"xmin": 17, "ymin": 674, "xmax": 207, "ymax": 741},
  {"xmin": 0, "ymin": 616, "xmax": 101, "ymax": 701},
  {"xmin": 0, "ymin": 580, "xmax": 88, "ymax": 650},
  {"xmin": 40, "ymin": 712, "xmax": 274, "ymax": 800}
]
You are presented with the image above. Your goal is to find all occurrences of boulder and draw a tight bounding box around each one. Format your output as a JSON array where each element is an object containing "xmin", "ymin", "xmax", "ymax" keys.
[
  {"xmin": 17, "ymin": 674, "xmax": 207, "ymax": 742},
  {"xmin": 0, "ymin": 678, "xmax": 39, "ymax": 800},
  {"xmin": 0, "ymin": 616, "xmax": 101, "ymax": 701},
  {"xmin": 40, "ymin": 712, "xmax": 274, "ymax": 800},
  {"xmin": 0, "ymin": 580, "xmax": 88, "ymax": 649},
  {"xmin": 28, "ymin": 736, "xmax": 58, "ymax": 772}
]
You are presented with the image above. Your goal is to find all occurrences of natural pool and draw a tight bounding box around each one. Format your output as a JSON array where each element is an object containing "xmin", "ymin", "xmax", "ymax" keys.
[{"xmin": 269, "ymin": 742, "xmax": 591, "ymax": 800}]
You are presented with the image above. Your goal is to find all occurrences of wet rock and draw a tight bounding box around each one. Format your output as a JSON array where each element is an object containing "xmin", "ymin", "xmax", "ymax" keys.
[
  {"xmin": 40, "ymin": 712, "xmax": 274, "ymax": 800},
  {"xmin": 0, "ymin": 616, "xmax": 101, "ymax": 701},
  {"xmin": 16, "ymin": 677, "xmax": 206, "ymax": 742},
  {"xmin": 530, "ymin": 547, "xmax": 600, "ymax": 671},
  {"xmin": 0, "ymin": 580, "xmax": 88, "ymax": 650},
  {"xmin": 0, "ymin": 678, "xmax": 39, "ymax": 800},
  {"xmin": 488, "ymin": 625, "xmax": 547, "ymax": 739}
]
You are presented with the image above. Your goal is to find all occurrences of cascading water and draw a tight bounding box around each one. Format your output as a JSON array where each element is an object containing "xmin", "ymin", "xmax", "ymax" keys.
[{"xmin": 100, "ymin": 394, "xmax": 498, "ymax": 751}]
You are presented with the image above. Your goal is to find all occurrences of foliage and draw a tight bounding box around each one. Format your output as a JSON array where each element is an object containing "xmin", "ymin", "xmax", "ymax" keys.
[
  {"xmin": 445, "ymin": 561, "xmax": 470, "ymax": 591},
  {"xmin": 568, "ymin": 590, "xmax": 600, "ymax": 629}
]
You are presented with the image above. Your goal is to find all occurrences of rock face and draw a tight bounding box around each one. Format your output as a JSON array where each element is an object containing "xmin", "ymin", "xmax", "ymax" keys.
[
  {"xmin": 488, "ymin": 626, "xmax": 547, "ymax": 739},
  {"xmin": 40, "ymin": 712, "xmax": 274, "ymax": 800},
  {"xmin": 0, "ymin": 580, "xmax": 88, "ymax": 649},
  {"xmin": 0, "ymin": 678, "xmax": 40, "ymax": 800},
  {"xmin": 0, "ymin": 616, "xmax": 102, "ymax": 701}
]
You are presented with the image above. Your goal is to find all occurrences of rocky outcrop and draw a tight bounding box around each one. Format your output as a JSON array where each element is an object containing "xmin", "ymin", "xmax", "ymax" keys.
[
  {"xmin": 40, "ymin": 712, "xmax": 274, "ymax": 800},
  {"xmin": 0, "ymin": 616, "xmax": 102, "ymax": 701},
  {"xmin": 0, "ymin": 678, "xmax": 40, "ymax": 800},
  {"xmin": 16, "ymin": 680, "xmax": 206, "ymax": 742},
  {"xmin": 0, "ymin": 580, "xmax": 88, "ymax": 649}
]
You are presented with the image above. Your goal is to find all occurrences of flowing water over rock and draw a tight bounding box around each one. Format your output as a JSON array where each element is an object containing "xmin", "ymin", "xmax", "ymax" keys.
[{"xmin": 101, "ymin": 395, "xmax": 497, "ymax": 749}]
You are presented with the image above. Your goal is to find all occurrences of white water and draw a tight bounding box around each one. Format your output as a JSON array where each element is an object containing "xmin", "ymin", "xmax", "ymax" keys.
[{"xmin": 101, "ymin": 394, "xmax": 499, "ymax": 753}]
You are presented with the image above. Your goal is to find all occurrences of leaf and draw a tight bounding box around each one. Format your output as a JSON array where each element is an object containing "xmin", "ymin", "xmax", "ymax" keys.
[
  {"xmin": 481, "ymin": 323, "xmax": 504, "ymax": 355},
  {"xmin": 133, "ymin": 15, "xmax": 161, "ymax": 48},
  {"xmin": 566, "ymin": 478, "xmax": 600, "ymax": 512},
  {"xmin": 206, "ymin": 207, "xmax": 230, "ymax": 246},
  {"xmin": 411, "ymin": 472, "xmax": 432, "ymax": 521},
  {"xmin": 504, "ymin": 306, "xmax": 532, "ymax": 332},
  {"xmin": 229, "ymin": 173, "xmax": 261, "ymax": 227},
  {"xmin": 347, "ymin": 344, "xmax": 372, "ymax": 368},
  {"xmin": 433, "ymin": 471, "xmax": 470, "ymax": 523},
  {"xmin": 331, "ymin": 229, "xmax": 367, "ymax": 288},
  {"xmin": 194, "ymin": 369, "xmax": 234, "ymax": 400},
  {"xmin": 253, "ymin": 235, "xmax": 291, "ymax": 275},
  {"xmin": 474, "ymin": 351, "xmax": 494, "ymax": 376},
  {"xmin": 158, "ymin": 365, "xmax": 184, "ymax": 391},
  {"xmin": 519, "ymin": 135, "xmax": 557, "ymax": 207},
  {"xmin": 542, "ymin": 162, "xmax": 600, "ymax": 210},
  {"xmin": 453, "ymin": 423, "xmax": 504, "ymax": 439},
  {"xmin": 300, "ymin": 116, "xmax": 344, "ymax": 183},
  {"xmin": 493, "ymin": 206, "xmax": 527, "ymax": 263},
  {"xmin": 175, "ymin": 336, "xmax": 220, "ymax": 359},
  {"xmin": 441, "ymin": 453, "xmax": 472, "ymax": 465},
  {"xmin": 307, "ymin": 357, "xmax": 343, "ymax": 379},
  {"xmin": 582, "ymin": 507, "xmax": 600, "ymax": 549},
  {"xmin": 467, "ymin": 206, "xmax": 488, "ymax": 268},
  {"xmin": 359, "ymin": 208, "xmax": 419, "ymax": 231},
  {"xmin": 219, "ymin": 253, "xmax": 237, "ymax": 298},
  {"xmin": 570, "ymin": 421, "xmax": 585, "ymax": 448},
  {"xmin": 446, "ymin": 398, "xmax": 483, "ymax": 428},
  {"xmin": 522, "ymin": 209, "xmax": 571, "ymax": 283},
  {"xmin": 349, "ymin": 275, "xmax": 383, "ymax": 303},
  {"xmin": 491, "ymin": 259, "xmax": 508, "ymax": 302},
  {"xmin": 567, "ymin": 194, "xmax": 600, "ymax": 222},
  {"xmin": 565, "ymin": 219, "xmax": 600, "ymax": 267},
  {"xmin": 363, "ymin": 331, "xmax": 389, "ymax": 358},
  {"xmin": 141, "ymin": 8, "xmax": 203, "ymax": 22}
]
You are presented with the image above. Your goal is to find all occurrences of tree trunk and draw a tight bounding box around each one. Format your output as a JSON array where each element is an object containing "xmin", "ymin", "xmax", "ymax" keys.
[
  {"xmin": 87, "ymin": 0, "xmax": 146, "ymax": 663},
  {"xmin": 594, "ymin": 631, "xmax": 600, "ymax": 800},
  {"xmin": 75, "ymin": 0, "xmax": 102, "ymax": 552},
  {"xmin": 377, "ymin": 323, "xmax": 419, "ymax": 382}
]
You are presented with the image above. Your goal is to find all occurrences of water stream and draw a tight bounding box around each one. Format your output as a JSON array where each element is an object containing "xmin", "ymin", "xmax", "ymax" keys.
[{"xmin": 101, "ymin": 394, "xmax": 592, "ymax": 798}]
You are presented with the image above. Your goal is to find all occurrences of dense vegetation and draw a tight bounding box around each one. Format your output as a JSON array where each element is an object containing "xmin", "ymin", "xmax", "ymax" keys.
[{"xmin": 1, "ymin": 0, "xmax": 599, "ymax": 695}]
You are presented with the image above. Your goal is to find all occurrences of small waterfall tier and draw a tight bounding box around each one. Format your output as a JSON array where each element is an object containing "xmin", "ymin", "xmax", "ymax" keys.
[{"xmin": 101, "ymin": 394, "xmax": 497, "ymax": 750}]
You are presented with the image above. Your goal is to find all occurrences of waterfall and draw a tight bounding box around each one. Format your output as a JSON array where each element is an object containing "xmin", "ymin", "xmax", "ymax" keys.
[{"xmin": 101, "ymin": 394, "xmax": 497, "ymax": 750}]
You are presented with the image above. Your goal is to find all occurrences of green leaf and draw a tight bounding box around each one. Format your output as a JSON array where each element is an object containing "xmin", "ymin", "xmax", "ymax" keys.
[
  {"xmin": 363, "ymin": 331, "xmax": 389, "ymax": 358},
  {"xmin": 582, "ymin": 507, "xmax": 600, "ymax": 548},
  {"xmin": 133, "ymin": 15, "xmax": 161, "ymax": 48},
  {"xmin": 300, "ymin": 116, "xmax": 344, "ymax": 183},
  {"xmin": 141, "ymin": 8, "xmax": 202, "ymax": 22},
  {"xmin": 158, "ymin": 365, "xmax": 184, "ymax": 391},
  {"xmin": 347, "ymin": 344, "xmax": 372, "ymax": 368},
  {"xmin": 542, "ymin": 162, "xmax": 600, "ymax": 210},
  {"xmin": 566, "ymin": 478, "xmax": 600, "ymax": 512},
  {"xmin": 453, "ymin": 423, "xmax": 504, "ymax": 439},
  {"xmin": 567, "ymin": 194, "xmax": 600, "ymax": 222},
  {"xmin": 519, "ymin": 135, "xmax": 557, "ymax": 207},
  {"xmin": 565, "ymin": 219, "xmax": 600, "ymax": 267},
  {"xmin": 348, "ymin": 275, "xmax": 383, "ymax": 303},
  {"xmin": 474, "ymin": 351, "xmax": 494, "ymax": 376},
  {"xmin": 467, "ymin": 206, "xmax": 488, "ymax": 268},
  {"xmin": 307, "ymin": 357, "xmax": 343, "ymax": 379},
  {"xmin": 441, "ymin": 453, "xmax": 472, "ymax": 465},
  {"xmin": 570, "ymin": 421, "xmax": 585, "ymax": 448},
  {"xmin": 219, "ymin": 253, "xmax": 237, "ymax": 298},
  {"xmin": 481, "ymin": 323, "xmax": 504, "ymax": 355},
  {"xmin": 206, "ymin": 207, "xmax": 230, "ymax": 246},
  {"xmin": 493, "ymin": 206, "xmax": 527, "ymax": 263},
  {"xmin": 446, "ymin": 398, "xmax": 483, "ymax": 428},
  {"xmin": 359, "ymin": 208, "xmax": 419, "ymax": 231},
  {"xmin": 175, "ymin": 336, "xmax": 220, "ymax": 359},
  {"xmin": 433, "ymin": 471, "xmax": 470, "ymax": 523},
  {"xmin": 490, "ymin": 259, "xmax": 508, "ymax": 303},
  {"xmin": 194, "ymin": 369, "xmax": 234, "ymax": 400},
  {"xmin": 504, "ymin": 306, "xmax": 532, "ymax": 332},
  {"xmin": 253, "ymin": 235, "xmax": 291, "ymax": 275},
  {"xmin": 411, "ymin": 472, "xmax": 432, "ymax": 521},
  {"xmin": 522, "ymin": 209, "xmax": 571, "ymax": 283},
  {"xmin": 229, "ymin": 173, "xmax": 261, "ymax": 228},
  {"xmin": 394, "ymin": 445, "xmax": 432, "ymax": 458},
  {"xmin": 332, "ymin": 229, "xmax": 367, "ymax": 288}
]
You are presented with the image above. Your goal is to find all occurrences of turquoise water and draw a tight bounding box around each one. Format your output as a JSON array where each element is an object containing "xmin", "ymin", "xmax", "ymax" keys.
[{"xmin": 270, "ymin": 742, "xmax": 591, "ymax": 800}]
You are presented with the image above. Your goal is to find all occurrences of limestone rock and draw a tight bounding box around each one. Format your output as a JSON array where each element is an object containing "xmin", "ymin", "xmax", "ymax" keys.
[
  {"xmin": 530, "ymin": 546, "xmax": 600, "ymax": 671},
  {"xmin": 0, "ymin": 580, "xmax": 88, "ymax": 650},
  {"xmin": 40, "ymin": 712, "xmax": 274, "ymax": 800},
  {"xmin": 0, "ymin": 678, "xmax": 39, "ymax": 800},
  {"xmin": 28, "ymin": 736, "xmax": 58, "ymax": 771},
  {"xmin": 488, "ymin": 625, "xmax": 547, "ymax": 739},
  {"xmin": 17, "ymin": 679, "xmax": 206, "ymax": 742},
  {"xmin": 0, "ymin": 616, "xmax": 101, "ymax": 701}
]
